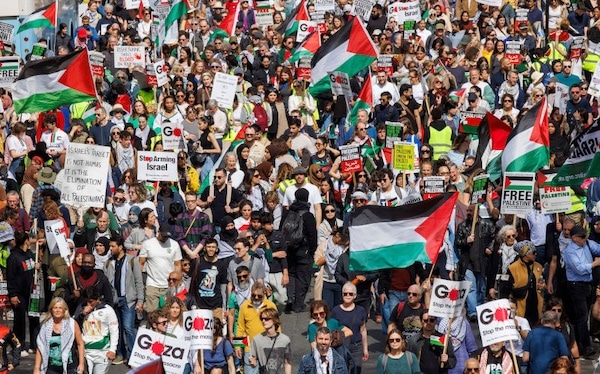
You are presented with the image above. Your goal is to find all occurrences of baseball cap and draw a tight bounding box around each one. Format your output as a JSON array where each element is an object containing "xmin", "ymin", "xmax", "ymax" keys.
[{"xmin": 159, "ymin": 223, "xmax": 172, "ymax": 238}]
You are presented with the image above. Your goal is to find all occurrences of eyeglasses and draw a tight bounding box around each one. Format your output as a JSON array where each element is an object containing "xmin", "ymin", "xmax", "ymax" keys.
[
  {"xmin": 420, "ymin": 149, "xmax": 430, "ymax": 153},
  {"xmin": 237, "ymin": 274, "xmax": 249, "ymax": 280},
  {"xmin": 214, "ymin": 175, "xmax": 224, "ymax": 180},
  {"xmin": 111, "ymin": 131, "xmax": 120, "ymax": 135},
  {"xmin": 176, "ymin": 95, "xmax": 185, "ymax": 98},
  {"xmin": 157, "ymin": 320, "xmax": 168, "ymax": 325},
  {"xmin": 389, "ymin": 338, "xmax": 402, "ymax": 343},
  {"xmin": 312, "ymin": 311, "xmax": 326, "ymax": 318},
  {"xmin": 260, "ymin": 317, "xmax": 272, "ymax": 321},
  {"xmin": 167, "ymin": 278, "xmax": 180, "ymax": 282},
  {"xmin": 465, "ymin": 368, "xmax": 479, "ymax": 373},
  {"xmin": 358, "ymin": 174, "xmax": 367, "ymax": 178},
  {"xmin": 316, "ymin": 169, "xmax": 323, "ymax": 173},
  {"xmin": 424, "ymin": 317, "xmax": 436, "ymax": 323},
  {"xmin": 582, "ymin": 87, "xmax": 589, "ymax": 90},
  {"xmin": 252, "ymin": 294, "xmax": 264, "ymax": 299},
  {"xmin": 534, "ymin": 94, "xmax": 543, "ymax": 97},
  {"xmin": 571, "ymin": 91, "xmax": 580, "ymax": 94},
  {"xmin": 505, "ymin": 234, "xmax": 516, "ymax": 238},
  {"xmin": 563, "ymin": 65, "xmax": 572, "ymax": 68},
  {"xmin": 343, "ymin": 292, "xmax": 355, "ymax": 296},
  {"xmin": 245, "ymin": 133, "xmax": 255, "ymax": 137},
  {"xmin": 408, "ymin": 292, "xmax": 420, "ymax": 297}
]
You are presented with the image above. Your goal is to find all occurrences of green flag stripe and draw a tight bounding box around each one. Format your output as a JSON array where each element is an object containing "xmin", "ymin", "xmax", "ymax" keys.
[
  {"xmin": 14, "ymin": 89, "xmax": 94, "ymax": 114},
  {"xmin": 350, "ymin": 242, "xmax": 429, "ymax": 271}
]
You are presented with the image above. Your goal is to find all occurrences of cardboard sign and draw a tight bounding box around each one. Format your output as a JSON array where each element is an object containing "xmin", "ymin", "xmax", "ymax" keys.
[
  {"xmin": 392, "ymin": 142, "xmax": 416, "ymax": 171},
  {"xmin": 296, "ymin": 56, "xmax": 312, "ymax": 80},
  {"xmin": 477, "ymin": 299, "xmax": 520, "ymax": 347},
  {"xmin": 210, "ymin": 72, "xmax": 237, "ymax": 109},
  {"xmin": 505, "ymin": 41, "xmax": 522, "ymax": 64},
  {"xmin": 501, "ymin": 172, "xmax": 535, "ymax": 215},
  {"xmin": 30, "ymin": 43, "xmax": 47, "ymax": 61},
  {"xmin": 339, "ymin": 144, "xmax": 363, "ymax": 173},
  {"xmin": 114, "ymin": 46, "xmax": 146, "ymax": 68},
  {"xmin": 471, "ymin": 174, "xmax": 489, "ymax": 204},
  {"xmin": 387, "ymin": 1, "xmax": 421, "ymax": 23},
  {"xmin": 61, "ymin": 144, "xmax": 111, "ymax": 208},
  {"xmin": 377, "ymin": 55, "xmax": 394, "ymax": 76},
  {"xmin": 146, "ymin": 60, "xmax": 169, "ymax": 87},
  {"xmin": 44, "ymin": 220, "xmax": 70, "ymax": 258},
  {"xmin": 540, "ymin": 186, "xmax": 571, "ymax": 214},
  {"xmin": 352, "ymin": 0, "xmax": 375, "ymax": 21},
  {"xmin": 89, "ymin": 51, "xmax": 105, "ymax": 77},
  {"xmin": 0, "ymin": 56, "xmax": 20, "ymax": 88},
  {"xmin": 310, "ymin": 10, "xmax": 326, "ymax": 23},
  {"xmin": 183, "ymin": 310, "xmax": 214, "ymax": 349},
  {"xmin": 137, "ymin": 151, "xmax": 178, "ymax": 181},
  {"xmin": 329, "ymin": 71, "xmax": 352, "ymax": 97},
  {"xmin": 429, "ymin": 279, "xmax": 471, "ymax": 319},
  {"xmin": 423, "ymin": 176, "xmax": 446, "ymax": 199},
  {"xmin": 297, "ymin": 21, "xmax": 318, "ymax": 42},
  {"xmin": 0, "ymin": 22, "xmax": 14, "ymax": 45},
  {"xmin": 459, "ymin": 112, "xmax": 485, "ymax": 134},
  {"xmin": 385, "ymin": 122, "xmax": 402, "ymax": 148},
  {"xmin": 571, "ymin": 36, "xmax": 584, "ymax": 60},
  {"xmin": 129, "ymin": 328, "xmax": 190, "ymax": 373},
  {"xmin": 161, "ymin": 121, "xmax": 185, "ymax": 151},
  {"xmin": 514, "ymin": 8, "xmax": 528, "ymax": 31}
]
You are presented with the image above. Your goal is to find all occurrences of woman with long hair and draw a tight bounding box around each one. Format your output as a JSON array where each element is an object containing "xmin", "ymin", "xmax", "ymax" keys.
[
  {"xmin": 124, "ymin": 207, "xmax": 157, "ymax": 256},
  {"xmin": 194, "ymin": 115, "xmax": 221, "ymax": 181},
  {"xmin": 163, "ymin": 296, "xmax": 186, "ymax": 337},
  {"xmin": 178, "ymin": 46, "xmax": 193, "ymax": 75},
  {"xmin": 264, "ymin": 87, "xmax": 289, "ymax": 140},
  {"xmin": 234, "ymin": 199, "xmax": 253, "ymax": 233},
  {"xmin": 376, "ymin": 328, "xmax": 420, "ymax": 373},
  {"xmin": 308, "ymin": 164, "xmax": 325, "ymax": 187},
  {"xmin": 129, "ymin": 100, "xmax": 156, "ymax": 130},
  {"xmin": 446, "ymin": 133, "xmax": 471, "ymax": 167},
  {"xmin": 197, "ymin": 318, "xmax": 235, "ymax": 374},
  {"xmin": 155, "ymin": 95, "xmax": 184, "ymax": 132},
  {"xmin": 241, "ymin": 168, "xmax": 267, "ymax": 212},
  {"xmin": 34, "ymin": 297, "xmax": 85, "ymax": 374}
]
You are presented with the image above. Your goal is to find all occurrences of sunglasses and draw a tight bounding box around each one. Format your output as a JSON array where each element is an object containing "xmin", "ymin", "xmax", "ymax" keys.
[
  {"xmin": 465, "ymin": 369, "xmax": 479, "ymax": 373},
  {"xmin": 260, "ymin": 317, "xmax": 272, "ymax": 321},
  {"xmin": 252, "ymin": 294, "xmax": 264, "ymax": 299},
  {"xmin": 157, "ymin": 320, "xmax": 168, "ymax": 325},
  {"xmin": 114, "ymin": 197, "xmax": 124, "ymax": 202},
  {"xmin": 408, "ymin": 292, "xmax": 419, "ymax": 297},
  {"xmin": 167, "ymin": 278, "xmax": 180, "ymax": 282},
  {"xmin": 505, "ymin": 234, "xmax": 516, "ymax": 238},
  {"xmin": 325, "ymin": 209, "xmax": 336, "ymax": 213},
  {"xmin": 420, "ymin": 149, "xmax": 430, "ymax": 153},
  {"xmin": 312, "ymin": 311, "xmax": 326, "ymax": 318},
  {"xmin": 237, "ymin": 274, "xmax": 249, "ymax": 280},
  {"xmin": 111, "ymin": 132, "xmax": 120, "ymax": 135},
  {"xmin": 353, "ymin": 199, "xmax": 366, "ymax": 203},
  {"xmin": 424, "ymin": 317, "xmax": 436, "ymax": 323},
  {"xmin": 389, "ymin": 338, "xmax": 402, "ymax": 343},
  {"xmin": 343, "ymin": 292, "xmax": 355, "ymax": 296}
]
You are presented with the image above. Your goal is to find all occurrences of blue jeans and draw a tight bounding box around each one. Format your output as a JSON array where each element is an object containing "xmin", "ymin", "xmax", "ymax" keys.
[
  {"xmin": 465, "ymin": 270, "xmax": 486, "ymax": 317},
  {"xmin": 115, "ymin": 296, "xmax": 136, "ymax": 358},
  {"xmin": 322, "ymin": 282, "xmax": 342, "ymax": 310},
  {"xmin": 382, "ymin": 290, "xmax": 408, "ymax": 333},
  {"xmin": 244, "ymin": 351, "xmax": 258, "ymax": 374}
]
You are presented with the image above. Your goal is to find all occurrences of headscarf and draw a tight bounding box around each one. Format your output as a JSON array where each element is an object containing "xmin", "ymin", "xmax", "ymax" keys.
[
  {"xmin": 219, "ymin": 216, "xmax": 238, "ymax": 247},
  {"xmin": 236, "ymin": 144, "xmax": 250, "ymax": 172},
  {"xmin": 308, "ymin": 164, "xmax": 324, "ymax": 186},
  {"xmin": 323, "ymin": 203, "xmax": 338, "ymax": 229},
  {"xmin": 68, "ymin": 247, "xmax": 89, "ymax": 275},
  {"xmin": 255, "ymin": 161, "xmax": 273, "ymax": 181}
]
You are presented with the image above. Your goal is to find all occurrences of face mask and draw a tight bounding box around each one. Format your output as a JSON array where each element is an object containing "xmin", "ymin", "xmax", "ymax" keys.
[{"xmin": 81, "ymin": 265, "xmax": 94, "ymax": 276}]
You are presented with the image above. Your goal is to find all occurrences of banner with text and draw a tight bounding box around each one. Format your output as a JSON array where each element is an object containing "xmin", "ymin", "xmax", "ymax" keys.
[
  {"xmin": 161, "ymin": 121, "xmax": 185, "ymax": 151},
  {"xmin": 540, "ymin": 186, "xmax": 571, "ymax": 214},
  {"xmin": 146, "ymin": 60, "xmax": 169, "ymax": 87},
  {"xmin": 137, "ymin": 152, "xmax": 177, "ymax": 181},
  {"xmin": 44, "ymin": 220, "xmax": 70, "ymax": 259},
  {"xmin": 339, "ymin": 144, "xmax": 363, "ymax": 173},
  {"xmin": 501, "ymin": 172, "xmax": 535, "ymax": 215},
  {"xmin": 471, "ymin": 174, "xmax": 490, "ymax": 204},
  {"xmin": 429, "ymin": 279, "xmax": 471, "ymax": 318},
  {"xmin": 477, "ymin": 299, "xmax": 520, "ymax": 347},
  {"xmin": 0, "ymin": 22, "xmax": 14, "ymax": 45},
  {"xmin": 114, "ymin": 46, "xmax": 146, "ymax": 68},
  {"xmin": 387, "ymin": 1, "xmax": 420, "ymax": 23},
  {"xmin": 61, "ymin": 144, "xmax": 111, "ymax": 208},
  {"xmin": 0, "ymin": 57, "xmax": 20, "ymax": 88},
  {"xmin": 210, "ymin": 72, "xmax": 237, "ymax": 109},
  {"xmin": 352, "ymin": 0, "xmax": 375, "ymax": 21},
  {"xmin": 129, "ymin": 328, "xmax": 190, "ymax": 373},
  {"xmin": 329, "ymin": 71, "xmax": 352, "ymax": 97}
]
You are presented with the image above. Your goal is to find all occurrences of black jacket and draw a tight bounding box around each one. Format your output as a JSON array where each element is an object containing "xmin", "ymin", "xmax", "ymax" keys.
[
  {"xmin": 63, "ymin": 269, "xmax": 114, "ymax": 315},
  {"xmin": 6, "ymin": 248, "xmax": 35, "ymax": 299}
]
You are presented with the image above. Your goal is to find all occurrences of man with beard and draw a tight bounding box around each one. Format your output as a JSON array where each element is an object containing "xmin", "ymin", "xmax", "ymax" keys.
[
  {"xmin": 234, "ymin": 281, "xmax": 277, "ymax": 374},
  {"xmin": 298, "ymin": 326, "xmax": 348, "ymax": 374},
  {"xmin": 367, "ymin": 4, "xmax": 386, "ymax": 33},
  {"xmin": 407, "ymin": 309, "xmax": 455, "ymax": 373},
  {"xmin": 64, "ymin": 253, "xmax": 113, "ymax": 315},
  {"xmin": 139, "ymin": 223, "xmax": 182, "ymax": 313},
  {"xmin": 189, "ymin": 238, "xmax": 228, "ymax": 320},
  {"xmin": 74, "ymin": 210, "xmax": 119, "ymax": 251}
]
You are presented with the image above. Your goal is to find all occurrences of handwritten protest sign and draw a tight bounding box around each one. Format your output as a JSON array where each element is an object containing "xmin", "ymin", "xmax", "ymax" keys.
[
  {"xmin": 114, "ymin": 46, "xmax": 145, "ymax": 68},
  {"xmin": 352, "ymin": 0, "xmax": 375, "ymax": 21},
  {"xmin": 210, "ymin": 72, "xmax": 237, "ymax": 109},
  {"xmin": 61, "ymin": 144, "xmax": 110, "ymax": 208},
  {"xmin": 471, "ymin": 174, "xmax": 489, "ymax": 204},
  {"xmin": 0, "ymin": 22, "xmax": 14, "ymax": 45},
  {"xmin": 393, "ymin": 142, "xmax": 416, "ymax": 171},
  {"xmin": 429, "ymin": 279, "xmax": 471, "ymax": 318}
]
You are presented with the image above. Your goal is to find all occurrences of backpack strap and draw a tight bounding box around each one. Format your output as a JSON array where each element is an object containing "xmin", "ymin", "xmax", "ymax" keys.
[
  {"xmin": 382, "ymin": 354, "xmax": 388, "ymax": 373},
  {"xmin": 406, "ymin": 351, "xmax": 413, "ymax": 373},
  {"xmin": 397, "ymin": 301, "xmax": 406, "ymax": 315}
]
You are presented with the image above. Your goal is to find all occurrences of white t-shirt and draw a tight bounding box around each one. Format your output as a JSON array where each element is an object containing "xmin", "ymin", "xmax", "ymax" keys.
[
  {"xmin": 290, "ymin": 133, "xmax": 317, "ymax": 156},
  {"xmin": 370, "ymin": 187, "xmax": 403, "ymax": 207},
  {"xmin": 139, "ymin": 237, "xmax": 182, "ymax": 288},
  {"xmin": 282, "ymin": 182, "xmax": 321, "ymax": 215},
  {"xmin": 40, "ymin": 129, "xmax": 70, "ymax": 152},
  {"xmin": 6, "ymin": 135, "xmax": 28, "ymax": 155}
]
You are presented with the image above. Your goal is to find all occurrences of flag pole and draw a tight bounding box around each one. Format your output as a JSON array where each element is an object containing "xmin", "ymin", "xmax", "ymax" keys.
[
  {"xmin": 509, "ymin": 339, "xmax": 520, "ymax": 374},
  {"xmin": 440, "ymin": 317, "xmax": 453, "ymax": 368},
  {"xmin": 470, "ymin": 204, "xmax": 479, "ymax": 236}
]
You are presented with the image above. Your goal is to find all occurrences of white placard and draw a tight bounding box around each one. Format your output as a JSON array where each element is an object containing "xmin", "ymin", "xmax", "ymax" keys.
[
  {"xmin": 589, "ymin": 63, "xmax": 600, "ymax": 98},
  {"xmin": 476, "ymin": 299, "xmax": 520, "ymax": 347},
  {"xmin": 352, "ymin": 0, "xmax": 375, "ymax": 21},
  {"xmin": 387, "ymin": 1, "xmax": 420, "ymax": 23},
  {"xmin": 429, "ymin": 279, "xmax": 471, "ymax": 318},
  {"xmin": 146, "ymin": 60, "xmax": 169, "ymax": 87},
  {"xmin": 0, "ymin": 57, "xmax": 20, "ymax": 88},
  {"xmin": 129, "ymin": 328, "xmax": 190, "ymax": 373},
  {"xmin": 296, "ymin": 20, "xmax": 318, "ymax": 42},
  {"xmin": 61, "ymin": 144, "xmax": 111, "ymax": 208},
  {"xmin": 160, "ymin": 121, "xmax": 185, "ymax": 151},
  {"xmin": 501, "ymin": 172, "xmax": 535, "ymax": 215},
  {"xmin": 540, "ymin": 186, "xmax": 571, "ymax": 214},
  {"xmin": 183, "ymin": 309, "xmax": 214, "ymax": 350},
  {"xmin": 328, "ymin": 71, "xmax": 352, "ymax": 97},
  {"xmin": 314, "ymin": 0, "xmax": 335, "ymax": 12},
  {"xmin": 475, "ymin": 0, "xmax": 502, "ymax": 6},
  {"xmin": 210, "ymin": 72, "xmax": 238, "ymax": 109},
  {"xmin": 137, "ymin": 151, "xmax": 178, "ymax": 181},
  {"xmin": 0, "ymin": 22, "xmax": 14, "ymax": 45},
  {"xmin": 44, "ymin": 220, "xmax": 70, "ymax": 259},
  {"xmin": 125, "ymin": 0, "xmax": 150, "ymax": 9},
  {"xmin": 114, "ymin": 46, "xmax": 146, "ymax": 68}
]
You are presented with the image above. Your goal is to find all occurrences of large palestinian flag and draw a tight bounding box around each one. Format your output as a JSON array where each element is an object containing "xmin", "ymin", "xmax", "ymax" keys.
[
  {"xmin": 348, "ymin": 73, "xmax": 373, "ymax": 126},
  {"xmin": 309, "ymin": 17, "xmax": 378, "ymax": 98},
  {"xmin": 501, "ymin": 97, "xmax": 549, "ymax": 173},
  {"xmin": 472, "ymin": 112, "xmax": 512, "ymax": 180},
  {"xmin": 553, "ymin": 120, "xmax": 600, "ymax": 186},
  {"xmin": 276, "ymin": 0, "xmax": 310, "ymax": 37},
  {"xmin": 17, "ymin": 1, "xmax": 57, "ymax": 33},
  {"xmin": 349, "ymin": 193, "xmax": 458, "ymax": 271},
  {"xmin": 288, "ymin": 31, "xmax": 321, "ymax": 63},
  {"xmin": 13, "ymin": 49, "xmax": 96, "ymax": 114}
]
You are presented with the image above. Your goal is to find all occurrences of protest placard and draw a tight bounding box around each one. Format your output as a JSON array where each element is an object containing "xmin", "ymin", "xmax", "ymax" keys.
[
  {"xmin": 588, "ymin": 63, "xmax": 600, "ymax": 98},
  {"xmin": 329, "ymin": 71, "xmax": 352, "ymax": 97},
  {"xmin": 540, "ymin": 186, "xmax": 571, "ymax": 214},
  {"xmin": 514, "ymin": 8, "xmax": 528, "ymax": 31},
  {"xmin": 352, "ymin": 0, "xmax": 375, "ymax": 21},
  {"xmin": 89, "ymin": 51, "xmax": 105, "ymax": 77},
  {"xmin": 310, "ymin": 10, "xmax": 326, "ymax": 23},
  {"xmin": 114, "ymin": 46, "xmax": 146, "ymax": 68},
  {"xmin": 339, "ymin": 144, "xmax": 363, "ymax": 173},
  {"xmin": 505, "ymin": 41, "xmax": 522, "ymax": 64},
  {"xmin": 429, "ymin": 279, "xmax": 471, "ymax": 318},
  {"xmin": 297, "ymin": 21, "xmax": 318, "ymax": 42},
  {"xmin": 476, "ymin": 299, "xmax": 520, "ymax": 347},
  {"xmin": 459, "ymin": 112, "xmax": 485, "ymax": 134},
  {"xmin": 256, "ymin": 3, "xmax": 274, "ymax": 27},
  {"xmin": 137, "ymin": 151, "xmax": 178, "ymax": 181},
  {"xmin": 210, "ymin": 72, "xmax": 238, "ymax": 109},
  {"xmin": 385, "ymin": 122, "xmax": 403, "ymax": 148},
  {"xmin": 61, "ymin": 144, "xmax": 111, "ymax": 208},
  {"xmin": 0, "ymin": 22, "xmax": 14, "ymax": 45},
  {"xmin": 0, "ymin": 57, "xmax": 20, "ymax": 88},
  {"xmin": 0, "ymin": 282, "xmax": 7, "ymax": 309},
  {"xmin": 471, "ymin": 174, "xmax": 489, "ymax": 204},
  {"xmin": 30, "ymin": 44, "xmax": 47, "ymax": 61},
  {"xmin": 377, "ymin": 55, "xmax": 394, "ymax": 76},
  {"xmin": 423, "ymin": 176, "xmax": 446, "ymax": 200},
  {"xmin": 161, "ymin": 121, "xmax": 185, "ymax": 151},
  {"xmin": 44, "ymin": 220, "xmax": 70, "ymax": 258},
  {"xmin": 501, "ymin": 172, "xmax": 535, "ymax": 215},
  {"xmin": 183, "ymin": 310, "xmax": 214, "ymax": 349},
  {"xmin": 476, "ymin": 0, "xmax": 502, "ymax": 6},
  {"xmin": 571, "ymin": 36, "xmax": 584, "ymax": 60},
  {"xmin": 387, "ymin": 1, "xmax": 420, "ymax": 23},
  {"xmin": 297, "ymin": 57, "xmax": 312, "ymax": 81},
  {"xmin": 393, "ymin": 142, "xmax": 416, "ymax": 171},
  {"xmin": 129, "ymin": 328, "xmax": 190, "ymax": 373},
  {"xmin": 125, "ymin": 0, "xmax": 149, "ymax": 9},
  {"xmin": 314, "ymin": 0, "xmax": 335, "ymax": 12},
  {"xmin": 146, "ymin": 60, "xmax": 169, "ymax": 87}
]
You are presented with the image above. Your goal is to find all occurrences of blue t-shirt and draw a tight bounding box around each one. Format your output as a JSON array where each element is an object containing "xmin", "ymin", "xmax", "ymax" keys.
[
  {"xmin": 307, "ymin": 318, "xmax": 346, "ymax": 343},
  {"xmin": 331, "ymin": 305, "xmax": 367, "ymax": 345},
  {"xmin": 203, "ymin": 338, "xmax": 234, "ymax": 369},
  {"xmin": 523, "ymin": 326, "xmax": 569, "ymax": 374}
]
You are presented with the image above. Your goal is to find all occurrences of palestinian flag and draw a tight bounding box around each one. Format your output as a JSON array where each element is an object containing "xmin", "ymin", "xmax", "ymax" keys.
[
  {"xmin": 208, "ymin": 28, "xmax": 231, "ymax": 45},
  {"xmin": 310, "ymin": 17, "xmax": 378, "ymax": 98},
  {"xmin": 288, "ymin": 31, "xmax": 321, "ymax": 63},
  {"xmin": 553, "ymin": 120, "xmax": 600, "ymax": 186},
  {"xmin": 504, "ymin": 172, "xmax": 535, "ymax": 192},
  {"xmin": 233, "ymin": 336, "xmax": 249, "ymax": 348},
  {"xmin": 277, "ymin": 0, "xmax": 310, "ymax": 37},
  {"xmin": 472, "ymin": 112, "xmax": 512, "ymax": 180},
  {"xmin": 164, "ymin": 0, "xmax": 189, "ymax": 36},
  {"xmin": 537, "ymin": 168, "xmax": 557, "ymax": 187},
  {"xmin": 449, "ymin": 89, "xmax": 465, "ymax": 102},
  {"xmin": 13, "ymin": 49, "xmax": 96, "ymax": 114},
  {"xmin": 17, "ymin": 1, "xmax": 57, "ymax": 33},
  {"xmin": 458, "ymin": 111, "xmax": 486, "ymax": 134},
  {"xmin": 502, "ymin": 97, "xmax": 550, "ymax": 174},
  {"xmin": 349, "ymin": 193, "xmax": 458, "ymax": 271},
  {"xmin": 430, "ymin": 334, "xmax": 445, "ymax": 347},
  {"xmin": 220, "ymin": 1, "xmax": 241, "ymax": 36},
  {"xmin": 347, "ymin": 73, "xmax": 373, "ymax": 126}
]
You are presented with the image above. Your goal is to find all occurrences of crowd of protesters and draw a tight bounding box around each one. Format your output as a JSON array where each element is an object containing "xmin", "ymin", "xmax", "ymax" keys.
[{"xmin": 1, "ymin": 0, "xmax": 600, "ymax": 373}]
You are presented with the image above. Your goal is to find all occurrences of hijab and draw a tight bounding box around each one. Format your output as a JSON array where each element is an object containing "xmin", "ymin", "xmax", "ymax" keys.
[{"xmin": 219, "ymin": 216, "xmax": 238, "ymax": 247}]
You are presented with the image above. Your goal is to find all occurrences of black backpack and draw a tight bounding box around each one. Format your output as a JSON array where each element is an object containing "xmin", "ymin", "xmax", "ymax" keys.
[{"xmin": 281, "ymin": 209, "xmax": 307, "ymax": 248}]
